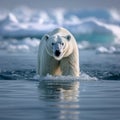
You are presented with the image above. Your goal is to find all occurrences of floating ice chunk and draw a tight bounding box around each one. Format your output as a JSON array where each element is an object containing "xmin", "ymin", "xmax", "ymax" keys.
[
  {"xmin": 96, "ymin": 46, "xmax": 116, "ymax": 54},
  {"xmin": 96, "ymin": 46, "xmax": 108, "ymax": 53},
  {"xmin": 78, "ymin": 41, "xmax": 90, "ymax": 50},
  {"xmin": 24, "ymin": 38, "xmax": 40, "ymax": 47},
  {"xmin": 7, "ymin": 44, "xmax": 29, "ymax": 53},
  {"xmin": 109, "ymin": 46, "xmax": 116, "ymax": 53}
]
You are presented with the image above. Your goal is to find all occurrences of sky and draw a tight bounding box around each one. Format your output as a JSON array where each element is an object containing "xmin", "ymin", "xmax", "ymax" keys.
[{"xmin": 0, "ymin": 0, "xmax": 120, "ymax": 10}]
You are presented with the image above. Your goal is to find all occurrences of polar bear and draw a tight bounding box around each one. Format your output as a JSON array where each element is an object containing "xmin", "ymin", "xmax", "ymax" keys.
[{"xmin": 37, "ymin": 27, "xmax": 80, "ymax": 76}]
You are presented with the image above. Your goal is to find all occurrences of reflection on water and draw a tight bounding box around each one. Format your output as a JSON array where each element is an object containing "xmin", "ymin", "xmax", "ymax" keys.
[
  {"xmin": 38, "ymin": 80, "xmax": 80, "ymax": 120},
  {"xmin": 0, "ymin": 79, "xmax": 120, "ymax": 120}
]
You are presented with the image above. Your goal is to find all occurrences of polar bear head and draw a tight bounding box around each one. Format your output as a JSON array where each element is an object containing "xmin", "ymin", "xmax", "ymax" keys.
[{"xmin": 44, "ymin": 34, "xmax": 73, "ymax": 60}]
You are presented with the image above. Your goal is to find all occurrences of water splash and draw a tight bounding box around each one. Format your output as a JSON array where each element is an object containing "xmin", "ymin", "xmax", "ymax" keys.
[{"xmin": 34, "ymin": 72, "xmax": 98, "ymax": 82}]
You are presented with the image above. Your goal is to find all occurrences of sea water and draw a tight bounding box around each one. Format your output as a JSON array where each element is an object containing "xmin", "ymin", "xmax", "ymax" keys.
[
  {"xmin": 0, "ymin": 7, "xmax": 120, "ymax": 120},
  {"xmin": 0, "ymin": 49, "xmax": 120, "ymax": 120}
]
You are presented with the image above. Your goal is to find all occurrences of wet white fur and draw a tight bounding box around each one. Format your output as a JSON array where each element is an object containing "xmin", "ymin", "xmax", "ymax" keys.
[{"xmin": 37, "ymin": 27, "xmax": 80, "ymax": 76}]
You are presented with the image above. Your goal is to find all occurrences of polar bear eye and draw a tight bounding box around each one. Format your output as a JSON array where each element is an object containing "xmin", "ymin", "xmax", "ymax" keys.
[
  {"xmin": 61, "ymin": 43, "xmax": 64, "ymax": 46},
  {"xmin": 52, "ymin": 43, "xmax": 55, "ymax": 46},
  {"xmin": 66, "ymin": 35, "xmax": 71, "ymax": 41},
  {"xmin": 44, "ymin": 34, "xmax": 49, "ymax": 41}
]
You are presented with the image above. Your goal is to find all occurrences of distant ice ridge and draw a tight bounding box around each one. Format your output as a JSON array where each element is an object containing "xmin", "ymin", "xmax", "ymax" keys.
[
  {"xmin": 78, "ymin": 41, "xmax": 90, "ymax": 50},
  {"xmin": 0, "ymin": 37, "xmax": 91, "ymax": 52},
  {"xmin": 0, "ymin": 7, "xmax": 120, "ymax": 44},
  {"xmin": 96, "ymin": 46, "xmax": 120, "ymax": 54},
  {"xmin": 0, "ymin": 36, "xmax": 119, "ymax": 53},
  {"xmin": 0, "ymin": 38, "xmax": 40, "ymax": 52}
]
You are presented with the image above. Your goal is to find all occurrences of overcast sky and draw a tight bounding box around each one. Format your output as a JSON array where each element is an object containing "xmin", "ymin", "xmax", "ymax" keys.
[{"xmin": 0, "ymin": 0, "xmax": 120, "ymax": 10}]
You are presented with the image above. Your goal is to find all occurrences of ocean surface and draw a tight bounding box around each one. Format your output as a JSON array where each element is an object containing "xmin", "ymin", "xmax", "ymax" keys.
[{"xmin": 0, "ymin": 7, "xmax": 120, "ymax": 120}]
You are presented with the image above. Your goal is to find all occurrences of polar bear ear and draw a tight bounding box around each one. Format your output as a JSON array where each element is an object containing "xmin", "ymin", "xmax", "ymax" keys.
[
  {"xmin": 66, "ymin": 35, "xmax": 71, "ymax": 41},
  {"xmin": 44, "ymin": 34, "xmax": 49, "ymax": 41}
]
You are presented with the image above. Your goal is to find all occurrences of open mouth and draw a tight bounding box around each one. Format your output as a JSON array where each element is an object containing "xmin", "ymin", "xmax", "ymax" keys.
[{"xmin": 55, "ymin": 50, "xmax": 61, "ymax": 57}]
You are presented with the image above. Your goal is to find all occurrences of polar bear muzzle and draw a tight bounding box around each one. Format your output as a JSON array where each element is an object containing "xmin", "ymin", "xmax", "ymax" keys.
[{"xmin": 52, "ymin": 43, "xmax": 63, "ymax": 57}]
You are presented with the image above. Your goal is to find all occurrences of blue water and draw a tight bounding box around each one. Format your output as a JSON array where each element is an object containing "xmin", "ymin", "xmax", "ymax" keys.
[
  {"xmin": 0, "ymin": 79, "xmax": 120, "ymax": 120},
  {"xmin": 0, "ymin": 7, "xmax": 120, "ymax": 120},
  {"xmin": 0, "ymin": 48, "xmax": 120, "ymax": 120}
]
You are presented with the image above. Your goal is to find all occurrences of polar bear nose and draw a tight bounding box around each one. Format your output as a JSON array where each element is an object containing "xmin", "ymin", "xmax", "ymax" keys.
[{"xmin": 55, "ymin": 50, "xmax": 61, "ymax": 57}]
